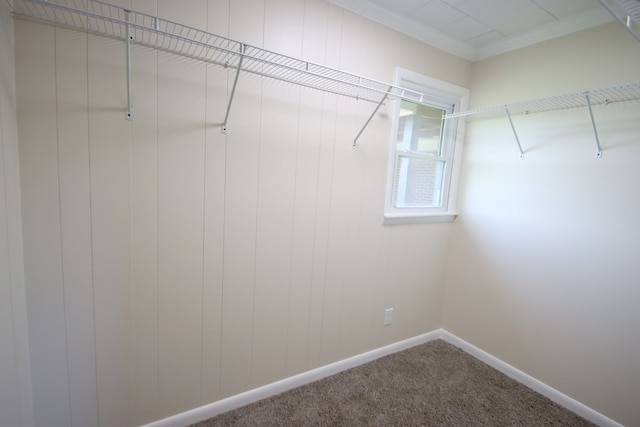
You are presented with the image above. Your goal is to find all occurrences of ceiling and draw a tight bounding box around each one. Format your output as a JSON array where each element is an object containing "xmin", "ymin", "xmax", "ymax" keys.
[{"xmin": 326, "ymin": 0, "xmax": 615, "ymax": 61}]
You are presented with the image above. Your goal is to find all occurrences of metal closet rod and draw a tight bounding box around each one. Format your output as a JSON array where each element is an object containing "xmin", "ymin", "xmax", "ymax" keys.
[
  {"xmin": 444, "ymin": 81, "xmax": 640, "ymax": 159},
  {"xmin": 9, "ymin": 0, "xmax": 426, "ymax": 145}
]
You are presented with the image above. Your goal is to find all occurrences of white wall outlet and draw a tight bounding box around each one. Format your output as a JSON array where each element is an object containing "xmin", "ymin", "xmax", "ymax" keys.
[{"xmin": 384, "ymin": 308, "xmax": 393, "ymax": 326}]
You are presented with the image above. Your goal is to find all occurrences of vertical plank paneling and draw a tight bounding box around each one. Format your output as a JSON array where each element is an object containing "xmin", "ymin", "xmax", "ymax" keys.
[
  {"xmin": 12, "ymin": 1, "xmax": 475, "ymax": 422},
  {"xmin": 285, "ymin": 83, "xmax": 324, "ymax": 376},
  {"xmin": 1, "ymin": 7, "xmax": 14, "ymax": 427},
  {"xmin": 351, "ymin": 142, "xmax": 387, "ymax": 353},
  {"xmin": 156, "ymin": 52, "xmax": 206, "ymax": 418},
  {"xmin": 201, "ymin": 0, "xmax": 230, "ymax": 404},
  {"xmin": 0, "ymin": 90, "xmax": 21, "ymax": 427},
  {"xmin": 318, "ymin": 4, "xmax": 350, "ymax": 365},
  {"xmin": 55, "ymin": 27, "xmax": 99, "ymax": 427},
  {"xmin": 301, "ymin": 0, "xmax": 334, "ymax": 370},
  {"xmin": 353, "ymin": 22, "xmax": 393, "ymax": 352},
  {"xmin": 87, "ymin": 34, "xmax": 133, "ymax": 426},
  {"xmin": 155, "ymin": 0, "xmax": 208, "ymax": 418},
  {"xmin": 15, "ymin": 21, "xmax": 72, "ymax": 427},
  {"xmin": 351, "ymin": 142, "xmax": 388, "ymax": 353},
  {"xmin": 131, "ymin": 41, "xmax": 160, "ymax": 424},
  {"xmin": 379, "ymin": 226, "xmax": 407, "ymax": 343},
  {"xmin": 404, "ymin": 225, "xmax": 448, "ymax": 332},
  {"xmin": 0, "ymin": 148, "xmax": 22, "ymax": 427},
  {"xmin": 335, "ymin": 13, "xmax": 372, "ymax": 359},
  {"xmin": 250, "ymin": 0, "xmax": 304, "ymax": 388},
  {"xmin": 307, "ymin": 92, "xmax": 338, "ymax": 368},
  {"xmin": 1, "ymin": 6, "xmax": 34, "ymax": 426},
  {"xmin": 0, "ymin": 6, "xmax": 31, "ymax": 425},
  {"xmin": 284, "ymin": 0, "xmax": 327, "ymax": 376},
  {"xmin": 219, "ymin": 0, "xmax": 264, "ymax": 397},
  {"xmin": 156, "ymin": 0, "xmax": 207, "ymax": 417}
]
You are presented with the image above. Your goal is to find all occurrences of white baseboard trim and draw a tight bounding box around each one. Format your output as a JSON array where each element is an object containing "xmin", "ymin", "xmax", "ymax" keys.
[
  {"xmin": 439, "ymin": 331, "xmax": 622, "ymax": 427},
  {"xmin": 142, "ymin": 328, "xmax": 621, "ymax": 427},
  {"xmin": 141, "ymin": 329, "xmax": 443, "ymax": 427}
]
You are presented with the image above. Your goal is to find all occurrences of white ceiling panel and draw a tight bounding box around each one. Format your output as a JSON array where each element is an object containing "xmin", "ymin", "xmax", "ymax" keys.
[
  {"xmin": 326, "ymin": 0, "xmax": 616, "ymax": 60},
  {"xmin": 454, "ymin": 0, "xmax": 530, "ymax": 19},
  {"xmin": 466, "ymin": 30, "xmax": 503, "ymax": 47},
  {"xmin": 440, "ymin": 16, "xmax": 493, "ymax": 41},
  {"xmin": 367, "ymin": 0, "xmax": 429, "ymax": 15},
  {"xmin": 533, "ymin": 0, "xmax": 603, "ymax": 19},
  {"xmin": 480, "ymin": 3, "xmax": 556, "ymax": 35},
  {"xmin": 413, "ymin": 0, "xmax": 466, "ymax": 29}
]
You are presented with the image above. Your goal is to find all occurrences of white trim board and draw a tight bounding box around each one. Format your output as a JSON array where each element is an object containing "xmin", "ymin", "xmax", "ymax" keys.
[
  {"xmin": 140, "ymin": 330, "xmax": 442, "ymax": 427},
  {"xmin": 142, "ymin": 329, "xmax": 621, "ymax": 427},
  {"xmin": 439, "ymin": 331, "xmax": 622, "ymax": 427}
]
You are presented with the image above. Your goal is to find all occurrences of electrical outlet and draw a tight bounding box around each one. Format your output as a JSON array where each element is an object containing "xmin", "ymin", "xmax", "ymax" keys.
[{"xmin": 384, "ymin": 308, "xmax": 393, "ymax": 326}]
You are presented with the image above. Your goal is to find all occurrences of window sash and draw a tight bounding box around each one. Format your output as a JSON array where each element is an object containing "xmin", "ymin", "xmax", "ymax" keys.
[
  {"xmin": 393, "ymin": 155, "xmax": 447, "ymax": 209},
  {"xmin": 384, "ymin": 68, "xmax": 469, "ymax": 223}
]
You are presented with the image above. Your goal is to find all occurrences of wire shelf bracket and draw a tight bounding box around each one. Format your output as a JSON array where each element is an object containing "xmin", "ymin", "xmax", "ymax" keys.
[
  {"xmin": 9, "ymin": 0, "xmax": 427, "ymax": 144},
  {"xmin": 124, "ymin": 9, "xmax": 133, "ymax": 120},
  {"xmin": 504, "ymin": 107, "xmax": 525, "ymax": 159},
  {"xmin": 353, "ymin": 86, "xmax": 392, "ymax": 148},
  {"xmin": 585, "ymin": 94, "xmax": 603, "ymax": 158},
  {"xmin": 445, "ymin": 81, "xmax": 640, "ymax": 158},
  {"xmin": 222, "ymin": 43, "xmax": 245, "ymax": 135}
]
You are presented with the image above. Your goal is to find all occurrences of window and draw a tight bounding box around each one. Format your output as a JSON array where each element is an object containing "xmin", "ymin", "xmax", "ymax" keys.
[{"xmin": 384, "ymin": 68, "xmax": 469, "ymax": 224}]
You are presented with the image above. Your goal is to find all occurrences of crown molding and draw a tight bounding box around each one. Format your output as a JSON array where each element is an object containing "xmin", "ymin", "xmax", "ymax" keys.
[
  {"xmin": 326, "ymin": 0, "xmax": 615, "ymax": 62},
  {"xmin": 473, "ymin": 8, "xmax": 615, "ymax": 61},
  {"xmin": 325, "ymin": 0, "xmax": 476, "ymax": 60}
]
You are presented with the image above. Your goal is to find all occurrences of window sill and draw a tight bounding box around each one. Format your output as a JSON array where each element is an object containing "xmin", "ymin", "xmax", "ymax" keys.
[{"xmin": 382, "ymin": 212, "xmax": 458, "ymax": 225}]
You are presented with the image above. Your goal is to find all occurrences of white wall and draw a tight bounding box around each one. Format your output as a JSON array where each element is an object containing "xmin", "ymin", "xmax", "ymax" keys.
[
  {"xmin": 444, "ymin": 22, "xmax": 640, "ymax": 427},
  {"xmin": 0, "ymin": 2, "xmax": 34, "ymax": 427},
  {"xmin": 14, "ymin": 0, "xmax": 471, "ymax": 425}
]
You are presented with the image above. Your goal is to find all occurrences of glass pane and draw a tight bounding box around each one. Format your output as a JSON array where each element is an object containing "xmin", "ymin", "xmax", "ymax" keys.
[
  {"xmin": 396, "ymin": 100, "xmax": 445, "ymax": 155},
  {"xmin": 393, "ymin": 156, "xmax": 445, "ymax": 208}
]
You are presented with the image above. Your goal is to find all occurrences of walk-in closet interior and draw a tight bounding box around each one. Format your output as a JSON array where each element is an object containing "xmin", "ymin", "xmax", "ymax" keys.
[{"xmin": 1, "ymin": 0, "xmax": 639, "ymax": 426}]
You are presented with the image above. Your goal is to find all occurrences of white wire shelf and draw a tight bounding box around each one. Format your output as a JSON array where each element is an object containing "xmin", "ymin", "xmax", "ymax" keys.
[
  {"xmin": 10, "ymin": 0, "xmax": 640, "ymax": 150},
  {"xmin": 10, "ymin": 0, "xmax": 425, "ymax": 103},
  {"xmin": 444, "ymin": 81, "xmax": 640, "ymax": 121},
  {"xmin": 439, "ymin": 0, "xmax": 640, "ymax": 159},
  {"xmin": 9, "ymin": 0, "xmax": 428, "ymax": 143},
  {"xmin": 445, "ymin": 81, "xmax": 640, "ymax": 159}
]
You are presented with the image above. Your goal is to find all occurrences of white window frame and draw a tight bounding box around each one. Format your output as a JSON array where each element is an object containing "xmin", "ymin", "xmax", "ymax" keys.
[{"xmin": 383, "ymin": 68, "xmax": 469, "ymax": 225}]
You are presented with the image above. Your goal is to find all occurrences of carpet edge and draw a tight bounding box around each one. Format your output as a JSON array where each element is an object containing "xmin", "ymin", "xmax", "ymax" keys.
[
  {"xmin": 139, "ymin": 329, "xmax": 445, "ymax": 427},
  {"xmin": 140, "ymin": 328, "xmax": 621, "ymax": 427},
  {"xmin": 439, "ymin": 331, "xmax": 623, "ymax": 427}
]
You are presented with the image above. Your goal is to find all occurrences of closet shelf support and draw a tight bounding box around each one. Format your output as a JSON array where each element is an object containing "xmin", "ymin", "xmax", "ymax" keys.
[
  {"xmin": 353, "ymin": 86, "xmax": 392, "ymax": 148},
  {"xmin": 9, "ymin": 0, "xmax": 428, "ymax": 143},
  {"xmin": 125, "ymin": 9, "xmax": 133, "ymax": 120},
  {"xmin": 585, "ymin": 93, "xmax": 603, "ymax": 158},
  {"xmin": 504, "ymin": 107, "xmax": 524, "ymax": 159},
  {"xmin": 222, "ymin": 43, "xmax": 246, "ymax": 134}
]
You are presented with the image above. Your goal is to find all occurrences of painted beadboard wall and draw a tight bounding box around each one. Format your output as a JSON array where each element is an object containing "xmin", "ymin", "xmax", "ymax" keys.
[
  {"xmin": 0, "ymin": 2, "xmax": 33, "ymax": 426},
  {"xmin": 14, "ymin": 0, "xmax": 471, "ymax": 425},
  {"xmin": 443, "ymin": 22, "xmax": 640, "ymax": 427}
]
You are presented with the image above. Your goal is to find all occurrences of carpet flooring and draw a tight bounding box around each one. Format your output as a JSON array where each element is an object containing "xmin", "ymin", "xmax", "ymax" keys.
[{"xmin": 190, "ymin": 339, "xmax": 595, "ymax": 426}]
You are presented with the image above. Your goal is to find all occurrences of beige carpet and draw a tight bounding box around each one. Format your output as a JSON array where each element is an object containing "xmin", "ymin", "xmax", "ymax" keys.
[{"xmin": 190, "ymin": 339, "xmax": 595, "ymax": 426}]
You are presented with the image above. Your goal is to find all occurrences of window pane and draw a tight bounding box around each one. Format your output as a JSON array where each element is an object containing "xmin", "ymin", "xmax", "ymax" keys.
[
  {"xmin": 396, "ymin": 101, "xmax": 445, "ymax": 156},
  {"xmin": 393, "ymin": 156, "xmax": 445, "ymax": 208},
  {"xmin": 384, "ymin": 69, "xmax": 468, "ymax": 221}
]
